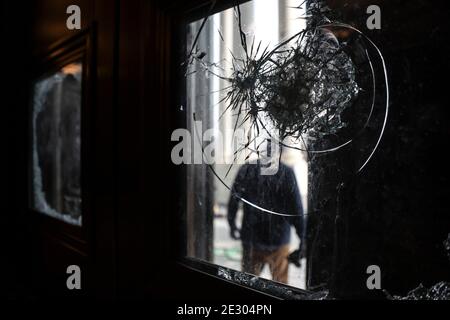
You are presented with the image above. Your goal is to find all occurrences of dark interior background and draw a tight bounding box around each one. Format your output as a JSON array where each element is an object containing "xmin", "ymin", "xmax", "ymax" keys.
[{"xmin": 1, "ymin": 0, "xmax": 449, "ymax": 300}]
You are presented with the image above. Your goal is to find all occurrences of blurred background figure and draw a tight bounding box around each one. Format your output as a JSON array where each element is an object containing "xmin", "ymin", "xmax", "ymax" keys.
[{"xmin": 227, "ymin": 159, "xmax": 306, "ymax": 284}]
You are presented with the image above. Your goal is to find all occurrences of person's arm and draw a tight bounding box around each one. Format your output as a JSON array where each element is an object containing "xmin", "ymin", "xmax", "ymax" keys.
[
  {"xmin": 227, "ymin": 190, "xmax": 239, "ymax": 233},
  {"xmin": 287, "ymin": 168, "xmax": 305, "ymax": 242},
  {"xmin": 227, "ymin": 167, "xmax": 243, "ymax": 240},
  {"xmin": 286, "ymin": 168, "xmax": 307, "ymax": 265}
]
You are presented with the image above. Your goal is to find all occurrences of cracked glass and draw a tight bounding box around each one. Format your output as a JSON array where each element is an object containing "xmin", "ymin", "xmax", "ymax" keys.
[
  {"xmin": 30, "ymin": 62, "xmax": 82, "ymax": 226},
  {"xmin": 181, "ymin": 0, "xmax": 390, "ymax": 296}
]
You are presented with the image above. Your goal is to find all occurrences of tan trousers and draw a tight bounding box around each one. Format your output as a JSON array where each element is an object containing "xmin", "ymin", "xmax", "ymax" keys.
[{"xmin": 242, "ymin": 244, "xmax": 290, "ymax": 284}]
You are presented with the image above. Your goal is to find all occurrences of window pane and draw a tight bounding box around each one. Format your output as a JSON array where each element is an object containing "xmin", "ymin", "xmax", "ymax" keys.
[
  {"xmin": 185, "ymin": 0, "xmax": 308, "ymax": 289},
  {"xmin": 30, "ymin": 62, "xmax": 82, "ymax": 226}
]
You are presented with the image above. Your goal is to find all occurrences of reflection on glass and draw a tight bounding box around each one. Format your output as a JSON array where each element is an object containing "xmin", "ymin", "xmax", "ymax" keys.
[
  {"xmin": 185, "ymin": 0, "xmax": 308, "ymax": 289},
  {"xmin": 31, "ymin": 62, "xmax": 82, "ymax": 226}
]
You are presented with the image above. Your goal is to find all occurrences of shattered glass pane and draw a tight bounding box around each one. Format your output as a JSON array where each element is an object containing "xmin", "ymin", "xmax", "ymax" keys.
[
  {"xmin": 182, "ymin": 0, "xmax": 389, "ymax": 297},
  {"xmin": 185, "ymin": 0, "xmax": 311, "ymax": 291},
  {"xmin": 30, "ymin": 62, "xmax": 82, "ymax": 226}
]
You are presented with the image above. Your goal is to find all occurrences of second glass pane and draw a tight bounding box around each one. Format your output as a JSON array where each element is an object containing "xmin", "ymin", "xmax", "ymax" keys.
[{"xmin": 31, "ymin": 62, "xmax": 82, "ymax": 226}]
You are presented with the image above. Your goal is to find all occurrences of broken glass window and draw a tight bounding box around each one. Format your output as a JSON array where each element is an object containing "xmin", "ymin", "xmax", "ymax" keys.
[
  {"xmin": 30, "ymin": 62, "xmax": 82, "ymax": 226},
  {"xmin": 182, "ymin": 0, "xmax": 388, "ymax": 296}
]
